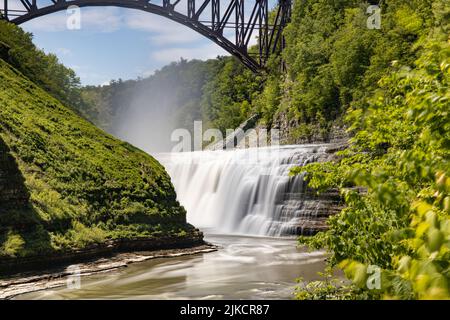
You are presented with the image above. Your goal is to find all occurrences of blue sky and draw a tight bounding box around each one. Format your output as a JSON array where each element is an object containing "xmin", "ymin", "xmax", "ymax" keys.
[{"xmin": 12, "ymin": 2, "xmax": 276, "ymax": 85}]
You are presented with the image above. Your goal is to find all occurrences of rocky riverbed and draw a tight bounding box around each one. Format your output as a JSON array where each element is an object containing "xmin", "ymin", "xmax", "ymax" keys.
[{"xmin": 0, "ymin": 243, "xmax": 217, "ymax": 299}]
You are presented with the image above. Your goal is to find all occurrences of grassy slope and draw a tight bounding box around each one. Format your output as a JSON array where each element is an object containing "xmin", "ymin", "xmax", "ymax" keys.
[{"xmin": 0, "ymin": 58, "xmax": 200, "ymax": 260}]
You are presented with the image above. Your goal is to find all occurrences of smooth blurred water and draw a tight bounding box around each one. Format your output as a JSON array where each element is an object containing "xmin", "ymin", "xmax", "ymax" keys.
[
  {"xmin": 157, "ymin": 144, "xmax": 331, "ymax": 236},
  {"xmin": 16, "ymin": 234, "xmax": 326, "ymax": 300}
]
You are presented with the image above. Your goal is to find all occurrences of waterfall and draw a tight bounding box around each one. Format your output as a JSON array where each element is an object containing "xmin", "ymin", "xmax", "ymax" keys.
[{"xmin": 157, "ymin": 144, "xmax": 333, "ymax": 237}]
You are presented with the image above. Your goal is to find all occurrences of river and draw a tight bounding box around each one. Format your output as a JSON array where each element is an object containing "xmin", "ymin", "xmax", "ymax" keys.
[
  {"xmin": 17, "ymin": 233, "xmax": 326, "ymax": 299},
  {"xmin": 15, "ymin": 144, "xmax": 332, "ymax": 299}
]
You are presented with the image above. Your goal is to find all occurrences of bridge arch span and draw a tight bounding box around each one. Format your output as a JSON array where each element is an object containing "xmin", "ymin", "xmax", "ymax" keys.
[{"xmin": 0, "ymin": 0, "xmax": 291, "ymax": 71}]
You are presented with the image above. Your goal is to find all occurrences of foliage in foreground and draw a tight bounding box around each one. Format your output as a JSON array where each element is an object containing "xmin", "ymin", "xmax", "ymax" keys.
[{"xmin": 293, "ymin": 0, "xmax": 449, "ymax": 299}]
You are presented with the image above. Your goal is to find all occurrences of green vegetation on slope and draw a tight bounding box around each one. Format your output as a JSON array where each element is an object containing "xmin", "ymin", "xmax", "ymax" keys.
[
  {"xmin": 292, "ymin": 0, "xmax": 449, "ymax": 299},
  {"xmin": 0, "ymin": 48, "xmax": 198, "ymax": 261},
  {"xmin": 0, "ymin": 20, "xmax": 86, "ymax": 111}
]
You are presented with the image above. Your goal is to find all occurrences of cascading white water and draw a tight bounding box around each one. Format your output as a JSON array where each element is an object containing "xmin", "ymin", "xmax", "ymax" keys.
[{"xmin": 157, "ymin": 144, "xmax": 332, "ymax": 237}]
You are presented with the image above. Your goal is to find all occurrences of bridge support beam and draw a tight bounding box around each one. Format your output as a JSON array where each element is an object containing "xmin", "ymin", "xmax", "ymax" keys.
[
  {"xmin": 187, "ymin": 0, "xmax": 195, "ymax": 18},
  {"xmin": 211, "ymin": 0, "xmax": 219, "ymax": 31}
]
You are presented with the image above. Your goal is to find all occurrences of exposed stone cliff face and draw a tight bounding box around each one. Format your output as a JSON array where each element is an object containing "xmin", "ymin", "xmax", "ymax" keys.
[
  {"xmin": 272, "ymin": 115, "xmax": 349, "ymax": 235},
  {"xmin": 0, "ymin": 136, "xmax": 29, "ymax": 209},
  {"xmin": 286, "ymin": 142, "xmax": 348, "ymax": 236},
  {"xmin": 205, "ymin": 114, "xmax": 260, "ymax": 150},
  {"xmin": 205, "ymin": 111, "xmax": 349, "ymax": 152},
  {"xmin": 287, "ymin": 189, "xmax": 343, "ymax": 235},
  {"xmin": 273, "ymin": 110, "xmax": 349, "ymax": 145}
]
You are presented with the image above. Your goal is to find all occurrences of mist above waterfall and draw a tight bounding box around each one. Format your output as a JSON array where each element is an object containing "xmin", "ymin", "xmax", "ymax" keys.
[
  {"xmin": 83, "ymin": 59, "xmax": 216, "ymax": 153},
  {"xmin": 112, "ymin": 77, "xmax": 180, "ymax": 153}
]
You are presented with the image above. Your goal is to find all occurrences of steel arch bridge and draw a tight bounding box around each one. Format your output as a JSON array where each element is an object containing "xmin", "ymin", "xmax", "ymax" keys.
[{"xmin": 0, "ymin": 0, "xmax": 291, "ymax": 71}]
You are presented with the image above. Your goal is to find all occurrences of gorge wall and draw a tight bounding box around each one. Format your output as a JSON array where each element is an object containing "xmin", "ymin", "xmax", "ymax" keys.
[{"xmin": 0, "ymin": 136, "xmax": 29, "ymax": 209}]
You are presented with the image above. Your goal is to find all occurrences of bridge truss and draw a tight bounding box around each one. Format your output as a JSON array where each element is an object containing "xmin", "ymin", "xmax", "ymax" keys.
[{"xmin": 0, "ymin": 0, "xmax": 292, "ymax": 71}]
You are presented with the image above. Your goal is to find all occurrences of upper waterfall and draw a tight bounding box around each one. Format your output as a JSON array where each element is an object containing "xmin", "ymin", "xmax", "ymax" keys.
[{"xmin": 157, "ymin": 144, "xmax": 335, "ymax": 237}]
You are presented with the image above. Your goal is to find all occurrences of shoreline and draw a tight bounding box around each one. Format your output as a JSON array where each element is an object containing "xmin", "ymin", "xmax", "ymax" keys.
[{"xmin": 0, "ymin": 243, "xmax": 217, "ymax": 300}]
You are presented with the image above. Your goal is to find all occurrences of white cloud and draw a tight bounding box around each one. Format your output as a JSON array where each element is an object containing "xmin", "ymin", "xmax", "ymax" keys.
[
  {"xmin": 123, "ymin": 10, "xmax": 230, "ymax": 62},
  {"xmin": 124, "ymin": 11, "xmax": 202, "ymax": 45},
  {"xmin": 23, "ymin": 7, "xmax": 123, "ymax": 32},
  {"xmin": 56, "ymin": 47, "xmax": 72, "ymax": 56},
  {"xmin": 133, "ymin": 66, "xmax": 157, "ymax": 78},
  {"xmin": 248, "ymin": 33, "xmax": 258, "ymax": 47},
  {"xmin": 66, "ymin": 64, "xmax": 109, "ymax": 84},
  {"xmin": 78, "ymin": 71, "xmax": 110, "ymax": 84},
  {"xmin": 69, "ymin": 65, "xmax": 82, "ymax": 71},
  {"xmin": 151, "ymin": 43, "xmax": 227, "ymax": 64}
]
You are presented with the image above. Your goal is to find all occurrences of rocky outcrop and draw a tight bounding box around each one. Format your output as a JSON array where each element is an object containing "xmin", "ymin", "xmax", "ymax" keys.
[
  {"xmin": 206, "ymin": 112, "xmax": 349, "ymax": 152},
  {"xmin": 204, "ymin": 115, "xmax": 349, "ymax": 236},
  {"xmin": 0, "ymin": 230, "xmax": 205, "ymax": 275},
  {"xmin": 0, "ymin": 243, "xmax": 217, "ymax": 299},
  {"xmin": 280, "ymin": 189, "xmax": 344, "ymax": 236},
  {"xmin": 274, "ymin": 143, "xmax": 348, "ymax": 236},
  {"xmin": 273, "ymin": 110, "xmax": 349, "ymax": 145},
  {"xmin": 205, "ymin": 114, "xmax": 260, "ymax": 150}
]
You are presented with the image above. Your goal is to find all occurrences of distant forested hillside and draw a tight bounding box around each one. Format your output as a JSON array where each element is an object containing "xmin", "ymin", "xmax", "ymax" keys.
[
  {"xmin": 80, "ymin": 57, "xmax": 260, "ymax": 152},
  {"xmin": 80, "ymin": 0, "xmax": 441, "ymax": 149}
]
